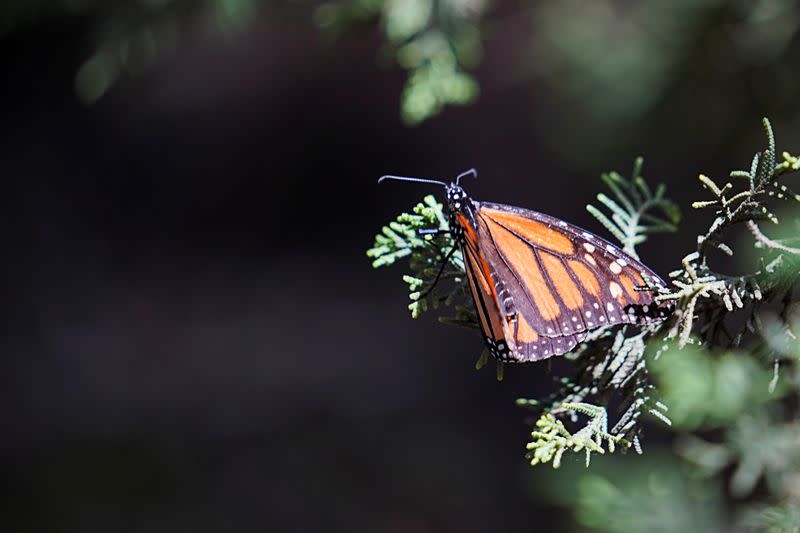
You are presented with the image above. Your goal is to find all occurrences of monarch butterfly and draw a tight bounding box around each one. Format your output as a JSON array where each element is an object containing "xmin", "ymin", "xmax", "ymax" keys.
[{"xmin": 379, "ymin": 169, "xmax": 673, "ymax": 363}]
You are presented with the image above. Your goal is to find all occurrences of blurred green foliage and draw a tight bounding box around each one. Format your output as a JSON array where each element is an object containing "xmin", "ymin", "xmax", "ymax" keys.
[
  {"xmin": 315, "ymin": 0, "xmax": 483, "ymax": 123},
  {"xmin": 1, "ymin": 0, "xmax": 262, "ymax": 103},
  {"xmin": 5, "ymin": 0, "xmax": 800, "ymax": 155},
  {"xmin": 2, "ymin": 0, "xmax": 485, "ymax": 118},
  {"xmin": 529, "ymin": 452, "xmax": 727, "ymax": 533},
  {"xmin": 651, "ymin": 344, "xmax": 779, "ymax": 431}
]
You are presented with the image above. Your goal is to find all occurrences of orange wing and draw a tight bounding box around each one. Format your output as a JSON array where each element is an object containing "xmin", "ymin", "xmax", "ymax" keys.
[
  {"xmin": 457, "ymin": 202, "xmax": 671, "ymax": 362},
  {"xmin": 457, "ymin": 214, "xmax": 587, "ymax": 362}
]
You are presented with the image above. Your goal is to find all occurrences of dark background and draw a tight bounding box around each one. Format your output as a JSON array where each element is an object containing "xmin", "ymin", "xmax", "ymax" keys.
[{"xmin": 4, "ymin": 3, "xmax": 800, "ymax": 532}]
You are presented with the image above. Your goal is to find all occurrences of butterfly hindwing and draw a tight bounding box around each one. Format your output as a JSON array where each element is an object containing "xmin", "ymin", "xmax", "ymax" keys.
[{"xmin": 462, "ymin": 239, "xmax": 589, "ymax": 362}]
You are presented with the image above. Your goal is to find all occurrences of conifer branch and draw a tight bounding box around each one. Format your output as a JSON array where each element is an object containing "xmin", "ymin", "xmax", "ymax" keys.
[
  {"xmin": 368, "ymin": 118, "xmax": 800, "ymax": 478},
  {"xmin": 586, "ymin": 158, "xmax": 680, "ymax": 259}
]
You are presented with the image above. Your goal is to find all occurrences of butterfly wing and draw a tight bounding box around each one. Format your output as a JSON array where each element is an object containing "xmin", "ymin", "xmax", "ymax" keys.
[
  {"xmin": 461, "ymin": 237, "xmax": 514, "ymax": 360},
  {"xmin": 462, "ymin": 202, "xmax": 671, "ymax": 362},
  {"xmin": 457, "ymin": 211, "xmax": 587, "ymax": 362}
]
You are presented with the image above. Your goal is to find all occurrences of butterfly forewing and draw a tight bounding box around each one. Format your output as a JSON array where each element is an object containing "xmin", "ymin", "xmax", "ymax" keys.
[
  {"xmin": 462, "ymin": 243, "xmax": 505, "ymax": 345},
  {"xmin": 455, "ymin": 201, "xmax": 671, "ymax": 361}
]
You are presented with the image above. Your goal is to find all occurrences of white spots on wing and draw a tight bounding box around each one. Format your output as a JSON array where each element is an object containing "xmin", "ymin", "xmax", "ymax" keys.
[
  {"xmin": 617, "ymin": 259, "xmax": 628, "ymax": 267},
  {"xmin": 605, "ymin": 244, "xmax": 618, "ymax": 255},
  {"xmin": 584, "ymin": 253, "xmax": 597, "ymax": 266},
  {"xmin": 558, "ymin": 221, "xmax": 567, "ymax": 227},
  {"xmin": 563, "ymin": 325, "xmax": 571, "ymax": 333},
  {"xmin": 572, "ymin": 316, "xmax": 578, "ymax": 322},
  {"xmin": 609, "ymin": 282, "xmax": 623, "ymax": 298},
  {"xmin": 593, "ymin": 302, "xmax": 600, "ymax": 309},
  {"xmin": 606, "ymin": 302, "xmax": 615, "ymax": 312},
  {"xmin": 599, "ymin": 316, "xmax": 606, "ymax": 322},
  {"xmin": 643, "ymin": 305, "xmax": 649, "ymax": 313},
  {"xmin": 582, "ymin": 232, "xmax": 594, "ymax": 240},
  {"xmin": 547, "ymin": 327, "xmax": 554, "ymax": 334},
  {"xmin": 587, "ymin": 321, "xmax": 594, "ymax": 327},
  {"xmin": 583, "ymin": 243, "xmax": 596, "ymax": 253},
  {"xmin": 609, "ymin": 261, "xmax": 622, "ymax": 274},
  {"xmin": 585, "ymin": 311, "xmax": 592, "ymax": 318}
]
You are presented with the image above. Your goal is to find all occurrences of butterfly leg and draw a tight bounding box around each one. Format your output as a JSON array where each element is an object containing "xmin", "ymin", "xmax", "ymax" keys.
[
  {"xmin": 417, "ymin": 228, "xmax": 450, "ymax": 236},
  {"xmin": 418, "ymin": 228, "xmax": 451, "ymax": 258},
  {"xmin": 417, "ymin": 245, "xmax": 459, "ymax": 300}
]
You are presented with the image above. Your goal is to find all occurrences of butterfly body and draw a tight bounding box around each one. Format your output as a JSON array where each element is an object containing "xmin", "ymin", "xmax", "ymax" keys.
[{"xmin": 383, "ymin": 173, "xmax": 673, "ymax": 363}]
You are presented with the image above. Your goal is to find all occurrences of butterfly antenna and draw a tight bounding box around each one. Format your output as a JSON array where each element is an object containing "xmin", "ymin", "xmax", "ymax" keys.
[
  {"xmin": 378, "ymin": 175, "xmax": 448, "ymax": 187},
  {"xmin": 455, "ymin": 168, "xmax": 477, "ymax": 185}
]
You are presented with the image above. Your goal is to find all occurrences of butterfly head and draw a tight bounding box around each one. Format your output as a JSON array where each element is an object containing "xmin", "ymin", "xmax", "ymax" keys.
[
  {"xmin": 445, "ymin": 182, "xmax": 468, "ymax": 208},
  {"xmin": 445, "ymin": 180, "xmax": 471, "ymax": 210},
  {"xmin": 378, "ymin": 169, "xmax": 479, "ymax": 233}
]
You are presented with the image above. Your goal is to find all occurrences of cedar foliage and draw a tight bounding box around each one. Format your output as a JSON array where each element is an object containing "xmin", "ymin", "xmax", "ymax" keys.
[{"xmin": 369, "ymin": 119, "xmax": 800, "ymax": 530}]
